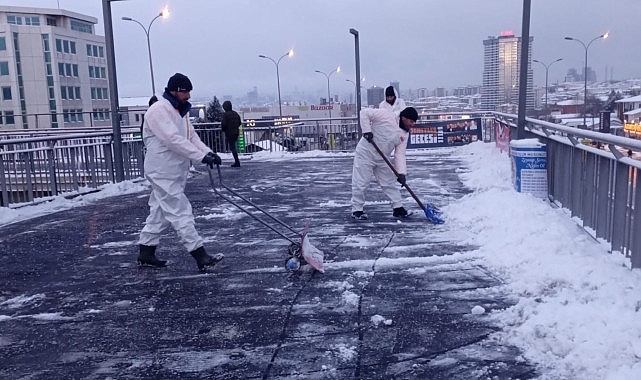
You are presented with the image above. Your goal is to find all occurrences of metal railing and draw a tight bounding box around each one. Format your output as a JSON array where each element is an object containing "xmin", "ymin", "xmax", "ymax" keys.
[
  {"xmin": 495, "ymin": 112, "xmax": 641, "ymax": 268},
  {"xmin": 0, "ymin": 118, "xmax": 361, "ymax": 207},
  {"xmin": 193, "ymin": 117, "xmax": 361, "ymax": 153},
  {"xmin": 0, "ymin": 131, "xmax": 143, "ymax": 207}
]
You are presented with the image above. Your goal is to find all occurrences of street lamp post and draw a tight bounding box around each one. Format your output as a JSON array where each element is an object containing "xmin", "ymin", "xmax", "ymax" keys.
[
  {"xmin": 532, "ymin": 58, "xmax": 562, "ymax": 109},
  {"xmin": 346, "ymin": 78, "xmax": 364, "ymax": 104},
  {"xmin": 121, "ymin": 9, "xmax": 169, "ymax": 96},
  {"xmin": 349, "ymin": 28, "xmax": 361, "ymax": 129},
  {"xmin": 315, "ymin": 66, "xmax": 340, "ymax": 122},
  {"xmin": 258, "ymin": 49, "xmax": 294, "ymax": 118},
  {"xmin": 564, "ymin": 32, "xmax": 609, "ymax": 127}
]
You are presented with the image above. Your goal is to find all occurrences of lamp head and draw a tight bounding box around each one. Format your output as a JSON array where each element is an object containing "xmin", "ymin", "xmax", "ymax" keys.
[
  {"xmin": 602, "ymin": 32, "xmax": 609, "ymax": 39},
  {"xmin": 288, "ymin": 49, "xmax": 294, "ymax": 58},
  {"xmin": 160, "ymin": 8, "xmax": 170, "ymax": 18},
  {"xmin": 258, "ymin": 54, "xmax": 267, "ymax": 58},
  {"xmin": 564, "ymin": 36, "xmax": 574, "ymax": 41},
  {"xmin": 121, "ymin": 16, "xmax": 133, "ymax": 21}
]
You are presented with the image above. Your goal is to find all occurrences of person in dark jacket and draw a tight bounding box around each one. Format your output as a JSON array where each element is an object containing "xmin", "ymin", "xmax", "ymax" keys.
[
  {"xmin": 221, "ymin": 100, "xmax": 242, "ymax": 167},
  {"xmin": 139, "ymin": 95, "xmax": 158, "ymax": 138}
]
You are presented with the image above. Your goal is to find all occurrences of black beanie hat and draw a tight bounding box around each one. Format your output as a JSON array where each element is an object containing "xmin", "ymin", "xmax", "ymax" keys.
[
  {"xmin": 385, "ymin": 86, "xmax": 395, "ymax": 97},
  {"xmin": 222, "ymin": 100, "xmax": 232, "ymax": 111},
  {"xmin": 400, "ymin": 107, "xmax": 418, "ymax": 122},
  {"xmin": 166, "ymin": 73, "xmax": 193, "ymax": 92}
]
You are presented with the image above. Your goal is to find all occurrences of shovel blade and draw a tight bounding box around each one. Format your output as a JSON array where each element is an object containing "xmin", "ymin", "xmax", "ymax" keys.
[
  {"xmin": 301, "ymin": 233, "xmax": 324, "ymax": 273},
  {"xmin": 424, "ymin": 204, "xmax": 445, "ymax": 224}
]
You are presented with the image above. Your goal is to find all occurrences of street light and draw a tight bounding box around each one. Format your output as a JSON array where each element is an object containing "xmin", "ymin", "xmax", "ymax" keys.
[
  {"xmin": 564, "ymin": 32, "xmax": 609, "ymax": 127},
  {"xmin": 349, "ymin": 28, "xmax": 361, "ymax": 130},
  {"xmin": 532, "ymin": 58, "xmax": 562, "ymax": 109},
  {"xmin": 315, "ymin": 66, "xmax": 340, "ymax": 122},
  {"xmin": 258, "ymin": 49, "xmax": 294, "ymax": 118},
  {"xmin": 121, "ymin": 8, "xmax": 169, "ymax": 96},
  {"xmin": 346, "ymin": 78, "xmax": 364, "ymax": 103}
]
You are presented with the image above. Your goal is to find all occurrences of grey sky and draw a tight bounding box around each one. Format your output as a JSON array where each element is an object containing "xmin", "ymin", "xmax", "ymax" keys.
[{"xmin": 9, "ymin": 0, "xmax": 641, "ymax": 100}]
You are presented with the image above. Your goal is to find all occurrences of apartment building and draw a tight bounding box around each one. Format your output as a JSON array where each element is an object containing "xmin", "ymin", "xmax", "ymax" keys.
[
  {"xmin": 0, "ymin": 6, "xmax": 109, "ymax": 130},
  {"xmin": 481, "ymin": 31, "xmax": 534, "ymax": 112}
]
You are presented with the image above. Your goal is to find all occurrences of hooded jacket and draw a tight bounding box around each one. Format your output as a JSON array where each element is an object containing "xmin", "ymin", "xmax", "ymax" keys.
[{"xmin": 379, "ymin": 87, "xmax": 407, "ymax": 118}]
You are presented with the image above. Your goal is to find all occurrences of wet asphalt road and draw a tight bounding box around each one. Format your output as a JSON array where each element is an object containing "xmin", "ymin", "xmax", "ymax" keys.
[{"xmin": 0, "ymin": 151, "xmax": 537, "ymax": 379}]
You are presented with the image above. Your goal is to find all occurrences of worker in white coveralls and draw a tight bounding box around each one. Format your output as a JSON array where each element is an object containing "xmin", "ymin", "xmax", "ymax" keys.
[
  {"xmin": 137, "ymin": 73, "xmax": 224, "ymax": 271},
  {"xmin": 351, "ymin": 106, "xmax": 419, "ymax": 220},
  {"xmin": 379, "ymin": 85, "xmax": 407, "ymax": 116}
]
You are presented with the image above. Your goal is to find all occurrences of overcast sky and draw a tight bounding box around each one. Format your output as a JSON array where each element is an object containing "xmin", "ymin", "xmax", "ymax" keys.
[{"xmin": 9, "ymin": 0, "xmax": 641, "ymax": 100}]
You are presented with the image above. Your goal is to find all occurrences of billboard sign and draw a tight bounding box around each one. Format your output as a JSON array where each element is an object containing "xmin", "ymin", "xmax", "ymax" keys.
[{"xmin": 407, "ymin": 118, "xmax": 482, "ymax": 149}]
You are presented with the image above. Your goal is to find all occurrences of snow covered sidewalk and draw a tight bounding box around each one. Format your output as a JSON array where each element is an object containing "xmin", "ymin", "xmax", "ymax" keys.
[{"xmin": 0, "ymin": 143, "xmax": 639, "ymax": 379}]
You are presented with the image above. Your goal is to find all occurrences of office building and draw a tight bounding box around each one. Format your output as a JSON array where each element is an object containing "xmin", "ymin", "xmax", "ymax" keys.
[
  {"xmin": 481, "ymin": 31, "xmax": 534, "ymax": 112},
  {"xmin": 0, "ymin": 6, "xmax": 108, "ymax": 130},
  {"xmin": 367, "ymin": 86, "xmax": 384, "ymax": 107}
]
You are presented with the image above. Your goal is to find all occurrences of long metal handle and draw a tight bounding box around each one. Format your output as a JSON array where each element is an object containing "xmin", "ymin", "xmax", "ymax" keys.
[{"xmin": 208, "ymin": 167, "xmax": 297, "ymax": 244}]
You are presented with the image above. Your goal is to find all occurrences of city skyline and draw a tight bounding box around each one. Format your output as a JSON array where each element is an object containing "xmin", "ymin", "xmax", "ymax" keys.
[{"xmin": 3, "ymin": 0, "xmax": 641, "ymax": 100}]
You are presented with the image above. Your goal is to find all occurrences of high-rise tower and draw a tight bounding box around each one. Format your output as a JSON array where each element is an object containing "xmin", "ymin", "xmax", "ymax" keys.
[{"xmin": 481, "ymin": 31, "xmax": 534, "ymax": 112}]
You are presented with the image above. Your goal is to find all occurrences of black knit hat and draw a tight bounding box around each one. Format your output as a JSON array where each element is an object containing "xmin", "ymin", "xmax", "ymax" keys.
[
  {"xmin": 166, "ymin": 73, "xmax": 193, "ymax": 92},
  {"xmin": 400, "ymin": 107, "xmax": 418, "ymax": 122},
  {"xmin": 385, "ymin": 86, "xmax": 395, "ymax": 97}
]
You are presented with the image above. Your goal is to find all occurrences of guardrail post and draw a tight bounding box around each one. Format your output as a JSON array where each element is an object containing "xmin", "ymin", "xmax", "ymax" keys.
[
  {"xmin": 46, "ymin": 142, "xmax": 58, "ymax": 197},
  {"xmin": 0, "ymin": 155, "xmax": 8, "ymax": 206}
]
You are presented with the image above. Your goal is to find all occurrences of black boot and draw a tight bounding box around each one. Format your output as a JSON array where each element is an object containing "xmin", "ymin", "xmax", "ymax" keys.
[
  {"xmin": 137, "ymin": 244, "xmax": 167, "ymax": 267},
  {"xmin": 393, "ymin": 206, "xmax": 410, "ymax": 218},
  {"xmin": 190, "ymin": 246, "xmax": 224, "ymax": 271}
]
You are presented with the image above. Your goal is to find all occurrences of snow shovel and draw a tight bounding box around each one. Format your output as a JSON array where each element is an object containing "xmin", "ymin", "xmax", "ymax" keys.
[
  {"xmin": 368, "ymin": 140, "xmax": 445, "ymax": 224},
  {"xmin": 207, "ymin": 165, "xmax": 324, "ymax": 273}
]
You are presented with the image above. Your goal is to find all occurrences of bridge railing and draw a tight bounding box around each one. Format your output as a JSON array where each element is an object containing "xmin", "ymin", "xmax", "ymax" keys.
[{"xmin": 494, "ymin": 112, "xmax": 641, "ymax": 268}]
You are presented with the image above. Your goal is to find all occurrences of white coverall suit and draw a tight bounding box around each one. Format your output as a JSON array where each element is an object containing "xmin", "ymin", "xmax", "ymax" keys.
[
  {"xmin": 378, "ymin": 88, "xmax": 407, "ymax": 117},
  {"xmin": 138, "ymin": 97, "xmax": 213, "ymax": 252},
  {"xmin": 351, "ymin": 107, "xmax": 409, "ymax": 213}
]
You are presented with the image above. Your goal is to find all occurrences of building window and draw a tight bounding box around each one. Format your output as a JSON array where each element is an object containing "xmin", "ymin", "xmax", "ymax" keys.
[
  {"xmin": 25, "ymin": 16, "xmax": 40, "ymax": 26},
  {"xmin": 58, "ymin": 62, "xmax": 64, "ymax": 75},
  {"xmin": 70, "ymin": 41, "xmax": 76, "ymax": 54},
  {"xmin": 7, "ymin": 15, "xmax": 23, "ymax": 25},
  {"xmin": 0, "ymin": 62, "xmax": 9, "ymax": 75},
  {"xmin": 4, "ymin": 111, "xmax": 15, "ymax": 124},
  {"xmin": 70, "ymin": 20, "xmax": 92, "ymax": 34},
  {"xmin": 46, "ymin": 17, "xmax": 57, "ymax": 27},
  {"xmin": 0, "ymin": 37, "xmax": 5, "ymax": 51},
  {"xmin": 60, "ymin": 86, "xmax": 67, "ymax": 99},
  {"xmin": 72, "ymin": 64, "xmax": 78, "ymax": 77},
  {"xmin": 2, "ymin": 86, "xmax": 11, "ymax": 100},
  {"xmin": 56, "ymin": 38, "xmax": 62, "ymax": 52}
]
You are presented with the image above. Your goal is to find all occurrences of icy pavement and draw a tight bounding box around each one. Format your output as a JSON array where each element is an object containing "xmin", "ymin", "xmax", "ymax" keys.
[{"xmin": 0, "ymin": 151, "xmax": 536, "ymax": 379}]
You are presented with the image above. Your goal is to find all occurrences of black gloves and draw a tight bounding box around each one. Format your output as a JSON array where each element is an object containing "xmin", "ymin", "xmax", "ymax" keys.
[
  {"xmin": 397, "ymin": 174, "xmax": 406, "ymax": 186},
  {"xmin": 202, "ymin": 152, "xmax": 222, "ymax": 168},
  {"xmin": 363, "ymin": 132, "xmax": 373, "ymax": 142}
]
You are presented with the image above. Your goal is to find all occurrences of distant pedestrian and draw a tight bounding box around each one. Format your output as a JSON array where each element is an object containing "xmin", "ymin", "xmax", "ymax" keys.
[
  {"xmin": 137, "ymin": 73, "xmax": 224, "ymax": 271},
  {"xmin": 351, "ymin": 106, "xmax": 418, "ymax": 220},
  {"xmin": 379, "ymin": 86, "xmax": 407, "ymax": 117},
  {"xmin": 221, "ymin": 100, "xmax": 242, "ymax": 167},
  {"xmin": 139, "ymin": 95, "xmax": 158, "ymax": 138}
]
